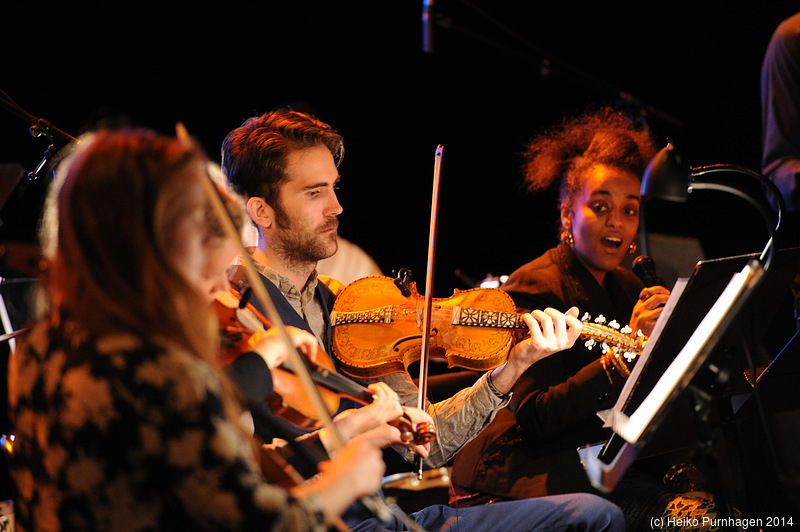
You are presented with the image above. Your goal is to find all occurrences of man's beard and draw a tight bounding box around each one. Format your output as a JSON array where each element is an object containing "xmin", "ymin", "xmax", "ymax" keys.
[{"xmin": 272, "ymin": 205, "xmax": 339, "ymax": 266}]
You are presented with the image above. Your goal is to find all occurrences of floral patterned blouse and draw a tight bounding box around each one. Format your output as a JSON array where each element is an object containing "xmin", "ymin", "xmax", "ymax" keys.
[{"xmin": 9, "ymin": 318, "xmax": 328, "ymax": 532}]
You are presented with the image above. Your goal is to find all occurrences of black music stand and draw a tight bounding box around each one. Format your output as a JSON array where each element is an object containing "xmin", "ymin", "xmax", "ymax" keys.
[
  {"xmin": 581, "ymin": 247, "xmax": 800, "ymax": 513},
  {"xmin": 732, "ymin": 327, "xmax": 800, "ymax": 515}
]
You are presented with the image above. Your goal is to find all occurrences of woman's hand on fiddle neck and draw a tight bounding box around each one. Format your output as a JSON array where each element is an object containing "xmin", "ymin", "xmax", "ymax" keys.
[
  {"xmin": 321, "ymin": 384, "xmax": 433, "ymax": 457},
  {"xmin": 320, "ymin": 382, "xmax": 405, "ymax": 452},
  {"xmin": 247, "ymin": 326, "xmax": 319, "ymax": 369},
  {"xmin": 490, "ymin": 306, "xmax": 583, "ymax": 394},
  {"xmin": 349, "ymin": 419, "xmax": 432, "ymax": 458}
]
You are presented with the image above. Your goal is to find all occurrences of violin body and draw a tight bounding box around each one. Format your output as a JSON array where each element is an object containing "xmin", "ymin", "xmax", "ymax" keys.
[
  {"xmin": 331, "ymin": 275, "xmax": 524, "ymax": 378},
  {"xmin": 330, "ymin": 276, "xmax": 647, "ymax": 379},
  {"xmin": 215, "ymin": 290, "xmax": 341, "ymax": 430},
  {"xmin": 215, "ymin": 289, "xmax": 436, "ymax": 443}
]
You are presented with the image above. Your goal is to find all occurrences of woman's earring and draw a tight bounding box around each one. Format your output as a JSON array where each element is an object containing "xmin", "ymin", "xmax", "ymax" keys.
[
  {"xmin": 561, "ymin": 230, "xmax": 574, "ymax": 246},
  {"xmin": 628, "ymin": 242, "xmax": 638, "ymax": 255}
]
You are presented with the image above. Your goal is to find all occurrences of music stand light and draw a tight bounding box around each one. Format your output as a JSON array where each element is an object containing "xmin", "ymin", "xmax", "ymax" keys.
[{"xmin": 640, "ymin": 141, "xmax": 785, "ymax": 270}]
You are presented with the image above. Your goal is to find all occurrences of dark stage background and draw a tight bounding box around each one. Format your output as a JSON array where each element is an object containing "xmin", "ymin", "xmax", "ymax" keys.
[
  {"xmin": 2, "ymin": 2, "xmax": 798, "ymax": 295},
  {"xmin": 3, "ymin": 1, "xmax": 800, "ymax": 516}
]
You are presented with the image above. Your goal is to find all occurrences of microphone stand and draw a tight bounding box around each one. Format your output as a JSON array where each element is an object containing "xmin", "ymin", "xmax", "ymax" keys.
[
  {"xmin": 429, "ymin": 1, "xmax": 683, "ymax": 132},
  {"xmin": 0, "ymin": 88, "xmax": 78, "ymax": 181}
]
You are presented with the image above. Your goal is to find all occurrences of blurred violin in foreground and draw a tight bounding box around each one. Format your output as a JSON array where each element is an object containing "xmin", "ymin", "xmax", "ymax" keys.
[{"xmin": 214, "ymin": 288, "xmax": 435, "ymax": 445}]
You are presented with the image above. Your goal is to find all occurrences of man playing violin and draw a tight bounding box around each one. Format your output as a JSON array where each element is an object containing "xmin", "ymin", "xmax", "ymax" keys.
[{"xmin": 220, "ymin": 109, "xmax": 626, "ymax": 532}]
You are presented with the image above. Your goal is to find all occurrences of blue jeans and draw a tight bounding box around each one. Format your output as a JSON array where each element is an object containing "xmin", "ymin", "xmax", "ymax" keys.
[{"xmin": 345, "ymin": 493, "xmax": 625, "ymax": 532}]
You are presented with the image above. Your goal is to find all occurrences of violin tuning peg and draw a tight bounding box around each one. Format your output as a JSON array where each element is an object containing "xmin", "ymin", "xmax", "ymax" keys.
[
  {"xmin": 608, "ymin": 319, "xmax": 620, "ymax": 330},
  {"xmin": 624, "ymin": 351, "xmax": 636, "ymax": 363},
  {"xmin": 581, "ymin": 312, "xmax": 591, "ymax": 323},
  {"xmin": 621, "ymin": 325, "xmax": 632, "ymax": 335},
  {"xmin": 594, "ymin": 314, "xmax": 607, "ymax": 325},
  {"xmin": 584, "ymin": 338, "xmax": 596, "ymax": 350}
]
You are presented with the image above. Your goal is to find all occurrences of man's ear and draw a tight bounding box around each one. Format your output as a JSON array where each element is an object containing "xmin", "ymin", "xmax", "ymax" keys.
[{"xmin": 246, "ymin": 196, "xmax": 274, "ymax": 230}]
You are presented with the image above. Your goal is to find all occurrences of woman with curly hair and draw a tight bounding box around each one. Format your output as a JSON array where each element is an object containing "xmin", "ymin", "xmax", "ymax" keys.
[{"xmin": 450, "ymin": 107, "xmax": 730, "ymax": 530}]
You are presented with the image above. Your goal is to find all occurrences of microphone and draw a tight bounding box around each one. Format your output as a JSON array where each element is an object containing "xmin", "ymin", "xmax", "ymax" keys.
[
  {"xmin": 393, "ymin": 268, "xmax": 412, "ymax": 297},
  {"xmin": 631, "ymin": 255, "xmax": 663, "ymax": 288},
  {"xmin": 422, "ymin": 0, "xmax": 433, "ymax": 53}
]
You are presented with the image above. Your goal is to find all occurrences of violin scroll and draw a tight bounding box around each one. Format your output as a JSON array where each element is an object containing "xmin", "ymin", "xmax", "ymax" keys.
[
  {"xmin": 390, "ymin": 416, "xmax": 436, "ymax": 446},
  {"xmin": 579, "ymin": 312, "xmax": 647, "ymax": 364}
]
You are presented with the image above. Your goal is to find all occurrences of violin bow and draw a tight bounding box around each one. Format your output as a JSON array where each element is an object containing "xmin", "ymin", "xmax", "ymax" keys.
[
  {"xmin": 415, "ymin": 144, "xmax": 444, "ymax": 480},
  {"xmin": 183, "ymin": 125, "xmax": 425, "ymax": 531}
]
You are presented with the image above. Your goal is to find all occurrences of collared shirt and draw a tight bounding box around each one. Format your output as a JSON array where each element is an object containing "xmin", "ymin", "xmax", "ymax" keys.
[{"xmin": 249, "ymin": 253, "xmax": 328, "ymax": 351}]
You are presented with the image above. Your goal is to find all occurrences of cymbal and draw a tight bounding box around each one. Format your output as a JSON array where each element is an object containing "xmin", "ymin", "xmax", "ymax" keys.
[{"xmin": 382, "ymin": 467, "xmax": 451, "ymax": 491}]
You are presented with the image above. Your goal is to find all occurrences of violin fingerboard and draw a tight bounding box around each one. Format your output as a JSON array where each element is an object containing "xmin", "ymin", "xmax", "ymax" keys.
[
  {"xmin": 331, "ymin": 306, "xmax": 394, "ymax": 325},
  {"xmin": 451, "ymin": 306, "xmax": 527, "ymax": 329}
]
